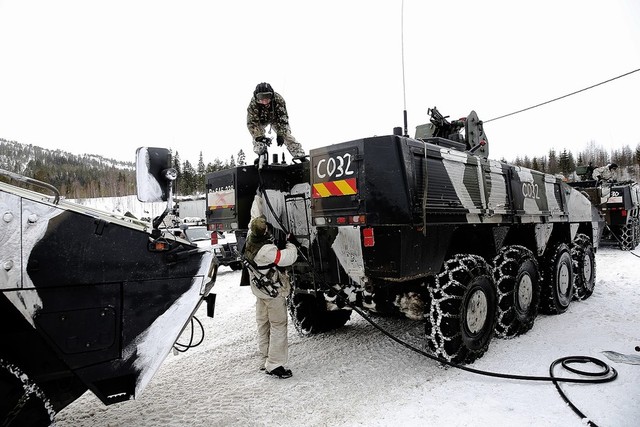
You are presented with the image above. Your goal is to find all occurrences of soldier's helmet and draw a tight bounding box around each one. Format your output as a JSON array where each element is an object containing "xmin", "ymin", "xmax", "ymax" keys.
[
  {"xmin": 254, "ymin": 82, "xmax": 274, "ymax": 101},
  {"xmin": 250, "ymin": 216, "xmax": 268, "ymax": 236}
]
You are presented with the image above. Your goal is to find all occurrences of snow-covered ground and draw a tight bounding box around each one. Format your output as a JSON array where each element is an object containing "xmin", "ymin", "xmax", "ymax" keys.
[
  {"xmin": 55, "ymin": 247, "xmax": 640, "ymax": 427},
  {"xmin": 68, "ymin": 195, "xmax": 166, "ymax": 221}
]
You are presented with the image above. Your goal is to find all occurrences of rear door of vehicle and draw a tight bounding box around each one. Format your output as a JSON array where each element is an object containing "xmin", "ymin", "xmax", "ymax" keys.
[{"xmin": 311, "ymin": 143, "xmax": 362, "ymax": 225}]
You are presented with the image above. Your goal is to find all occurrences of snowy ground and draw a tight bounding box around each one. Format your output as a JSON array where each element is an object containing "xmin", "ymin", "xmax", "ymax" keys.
[{"xmin": 55, "ymin": 247, "xmax": 640, "ymax": 427}]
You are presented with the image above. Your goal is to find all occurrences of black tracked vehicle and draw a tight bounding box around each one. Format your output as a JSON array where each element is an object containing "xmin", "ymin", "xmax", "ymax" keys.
[
  {"xmin": 206, "ymin": 107, "xmax": 603, "ymax": 364},
  {"xmin": 1, "ymin": 148, "xmax": 218, "ymax": 426}
]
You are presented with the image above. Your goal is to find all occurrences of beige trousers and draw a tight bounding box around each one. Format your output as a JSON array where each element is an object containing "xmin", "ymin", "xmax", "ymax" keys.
[{"xmin": 255, "ymin": 294, "xmax": 288, "ymax": 371}]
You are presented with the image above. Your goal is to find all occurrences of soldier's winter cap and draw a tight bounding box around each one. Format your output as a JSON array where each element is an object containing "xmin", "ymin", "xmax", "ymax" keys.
[
  {"xmin": 254, "ymin": 82, "xmax": 273, "ymax": 100},
  {"xmin": 250, "ymin": 216, "xmax": 268, "ymax": 236}
]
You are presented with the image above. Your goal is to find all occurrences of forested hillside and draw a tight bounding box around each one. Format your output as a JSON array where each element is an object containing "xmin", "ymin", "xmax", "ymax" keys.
[
  {"xmin": 0, "ymin": 138, "xmax": 245, "ymax": 198},
  {"xmin": 1, "ymin": 137, "xmax": 638, "ymax": 199}
]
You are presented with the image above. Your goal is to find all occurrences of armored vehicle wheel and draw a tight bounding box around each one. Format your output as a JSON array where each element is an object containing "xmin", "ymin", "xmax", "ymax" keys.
[
  {"xmin": 540, "ymin": 243, "xmax": 574, "ymax": 314},
  {"xmin": 1, "ymin": 359, "xmax": 55, "ymax": 427},
  {"xmin": 571, "ymin": 234, "xmax": 596, "ymax": 301},
  {"xmin": 425, "ymin": 254, "xmax": 497, "ymax": 364},
  {"xmin": 492, "ymin": 246, "xmax": 540, "ymax": 338},
  {"xmin": 288, "ymin": 292, "xmax": 351, "ymax": 335}
]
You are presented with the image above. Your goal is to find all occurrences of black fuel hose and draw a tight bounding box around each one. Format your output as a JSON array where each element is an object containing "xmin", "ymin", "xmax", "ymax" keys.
[
  {"xmin": 173, "ymin": 315, "xmax": 205, "ymax": 352},
  {"xmin": 345, "ymin": 300, "xmax": 615, "ymax": 427}
]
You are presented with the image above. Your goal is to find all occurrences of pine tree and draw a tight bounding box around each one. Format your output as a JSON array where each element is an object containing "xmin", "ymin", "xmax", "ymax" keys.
[
  {"xmin": 558, "ymin": 149, "xmax": 572, "ymax": 176},
  {"xmin": 181, "ymin": 160, "xmax": 196, "ymax": 195},
  {"xmin": 548, "ymin": 149, "xmax": 558, "ymax": 174},
  {"xmin": 197, "ymin": 152, "xmax": 205, "ymax": 175},
  {"xmin": 173, "ymin": 151, "xmax": 182, "ymax": 195},
  {"xmin": 531, "ymin": 157, "xmax": 540, "ymax": 172},
  {"xmin": 197, "ymin": 151, "xmax": 206, "ymax": 194}
]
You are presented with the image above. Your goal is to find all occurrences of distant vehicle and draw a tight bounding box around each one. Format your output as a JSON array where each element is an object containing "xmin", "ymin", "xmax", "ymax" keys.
[
  {"xmin": 169, "ymin": 225, "xmax": 242, "ymax": 270},
  {"xmin": 182, "ymin": 225, "xmax": 213, "ymax": 248},
  {"xmin": 569, "ymin": 176, "xmax": 640, "ymax": 250},
  {"xmin": 181, "ymin": 216, "xmax": 206, "ymax": 226},
  {"xmin": 212, "ymin": 231, "xmax": 242, "ymax": 270}
]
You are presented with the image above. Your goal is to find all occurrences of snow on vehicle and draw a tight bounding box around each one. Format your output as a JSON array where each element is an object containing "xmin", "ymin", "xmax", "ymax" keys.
[
  {"xmin": 205, "ymin": 107, "xmax": 603, "ymax": 365},
  {"xmin": 0, "ymin": 147, "xmax": 218, "ymax": 426}
]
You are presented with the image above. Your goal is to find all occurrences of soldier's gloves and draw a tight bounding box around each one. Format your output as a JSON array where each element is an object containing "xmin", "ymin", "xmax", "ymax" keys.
[
  {"xmin": 286, "ymin": 233, "xmax": 301, "ymax": 247},
  {"xmin": 276, "ymin": 135, "xmax": 284, "ymax": 147},
  {"xmin": 255, "ymin": 136, "xmax": 271, "ymax": 146}
]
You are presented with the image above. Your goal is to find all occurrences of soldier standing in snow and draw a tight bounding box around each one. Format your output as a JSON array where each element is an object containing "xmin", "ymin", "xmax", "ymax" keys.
[
  {"xmin": 592, "ymin": 163, "xmax": 618, "ymax": 182},
  {"xmin": 247, "ymin": 82, "xmax": 306, "ymax": 160},
  {"xmin": 244, "ymin": 216, "xmax": 299, "ymax": 379}
]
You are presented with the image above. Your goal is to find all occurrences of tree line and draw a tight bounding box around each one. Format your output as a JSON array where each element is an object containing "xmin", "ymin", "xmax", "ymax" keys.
[
  {"xmin": 0, "ymin": 138, "xmax": 246, "ymax": 198},
  {"xmin": 171, "ymin": 149, "xmax": 247, "ymax": 196},
  {"xmin": 508, "ymin": 141, "xmax": 640, "ymax": 181},
  {"xmin": 0, "ymin": 138, "xmax": 137, "ymax": 198},
  {"xmin": 1, "ymin": 137, "xmax": 638, "ymax": 199}
]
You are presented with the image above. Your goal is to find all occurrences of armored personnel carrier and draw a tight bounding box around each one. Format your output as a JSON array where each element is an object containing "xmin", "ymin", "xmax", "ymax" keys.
[
  {"xmin": 1, "ymin": 148, "xmax": 217, "ymax": 426},
  {"xmin": 205, "ymin": 107, "xmax": 603, "ymax": 365}
]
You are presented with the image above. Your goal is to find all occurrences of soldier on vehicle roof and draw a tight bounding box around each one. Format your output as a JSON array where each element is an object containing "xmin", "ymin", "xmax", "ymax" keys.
[
  {"xmin": 592, "ymin": 163, "xmax": 618, "ymax": 182},
  {"xmin": 247, "ymin": 82, "xmax": 306, "ymax": 160},
  {"xmin": 585, "ymin": 162, "xmax": 595, "ymax": 181}
]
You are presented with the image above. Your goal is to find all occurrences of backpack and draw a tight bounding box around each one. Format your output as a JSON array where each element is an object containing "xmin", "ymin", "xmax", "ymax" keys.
[{"xmin": 241, "ymin": 239, "xmax": 281, "ymax": 297}]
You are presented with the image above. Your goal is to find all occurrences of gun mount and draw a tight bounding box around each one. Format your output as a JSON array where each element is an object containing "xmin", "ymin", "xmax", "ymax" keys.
[{"xmin": 415, "ymin": 106, "xmax": 489, "ymax": 157}]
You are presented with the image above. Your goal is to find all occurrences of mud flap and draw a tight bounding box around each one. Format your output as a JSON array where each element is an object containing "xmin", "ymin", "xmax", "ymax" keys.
[{"xmin": 206, "ymin": 293, "xmax": 217, "ymax": 318}]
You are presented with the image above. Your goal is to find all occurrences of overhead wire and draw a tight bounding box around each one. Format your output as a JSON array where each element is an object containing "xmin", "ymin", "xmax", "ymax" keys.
[{"xmin": 485, "ymin": 67, "xmax": 640, "ymax": 123}]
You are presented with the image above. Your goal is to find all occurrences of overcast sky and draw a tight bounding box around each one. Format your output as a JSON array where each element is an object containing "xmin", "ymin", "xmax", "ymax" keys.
[{"xmin": 1, "ymin": 0, "xmax": 639, "ymax": 166}]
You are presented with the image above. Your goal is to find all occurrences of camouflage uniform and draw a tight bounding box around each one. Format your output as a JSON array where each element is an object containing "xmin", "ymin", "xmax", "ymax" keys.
[
  {"xmin": 247, "ymin": 92, "xmax": 305, "ymax": 158},
  {"xmin": 592, "ymin": 164, "xmax": 617, "ymax": 182}
]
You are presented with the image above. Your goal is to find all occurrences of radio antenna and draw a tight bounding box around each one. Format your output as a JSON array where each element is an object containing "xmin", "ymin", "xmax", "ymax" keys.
[{"xmin": 401, "ymin": 0, "xmax": 408, "ymax": 137}]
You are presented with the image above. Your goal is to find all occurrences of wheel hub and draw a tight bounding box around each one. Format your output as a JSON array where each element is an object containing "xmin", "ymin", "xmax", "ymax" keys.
[
  {"xmin": 517, "ymin": 272, "xmax": 533, "ymax": 311},
  {"xmin": 559, "ymin": 263, "xmax": 570, "ymax": 294},
  {"xmin": 466, "ymin": 289, "xmax": 488, "ymax": 334}
]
